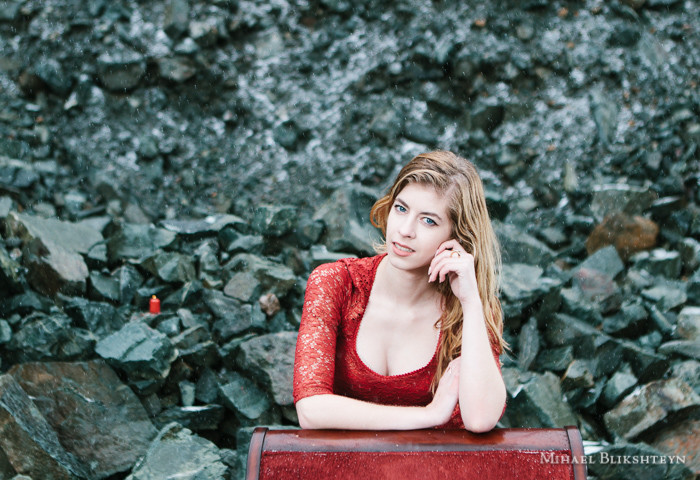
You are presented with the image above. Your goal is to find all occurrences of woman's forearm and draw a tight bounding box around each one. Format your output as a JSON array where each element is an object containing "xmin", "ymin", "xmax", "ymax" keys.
[
  {"xmin": 296, "ymin": 394, "xmax": 438, "ymax": 430},
  {"xmin": 458, "ymin": 299, "xmax": 507, "ymax": 432}
]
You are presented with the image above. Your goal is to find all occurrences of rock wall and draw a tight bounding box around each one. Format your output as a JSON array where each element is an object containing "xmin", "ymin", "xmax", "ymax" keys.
[{"xmin": 0, "ymin": 0, "xmax": 699, "ymax": 479}]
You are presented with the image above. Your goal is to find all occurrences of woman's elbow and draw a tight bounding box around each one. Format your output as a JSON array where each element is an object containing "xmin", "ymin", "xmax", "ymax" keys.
[
  {"xmin": 295, "ymin": 397, "xmax": 321, "ymax": 429},
  {"xmin": 462, "ymin": 416, "xmax": 498, "ymax": 433}
]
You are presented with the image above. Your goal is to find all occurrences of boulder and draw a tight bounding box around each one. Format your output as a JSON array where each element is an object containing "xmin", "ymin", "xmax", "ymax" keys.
[
  {"xmin": 604, "ymin": 378, "xmax": 700, "ymax": 441},
  {"xmin": 10, "ymin": 361, "xmax": 157, "ymax": 479},
  {"xmin": 0, "ymin": 374, "xmax": 89, "ymax": 479},
  {"xmin": 236, "ymin": 331, "xmax": 298, "ymax": 406},
  {"xmin": 586, "ymin": 212, "xmax": 658, "ymax": 260},
  {"xmin": 226, "ymin": 253, "xmax": 297, "ymax": 297},
  {"xmin": 501, "ymin": 368, "xmax": 578, "ymax": 428},
  {"xmin": 126, "ymin": 423, "xmax": 227, "ymax": 480},
  {"xmin": 494, "ymin": 222, "xmax": 554, "ymax": 267},
  {"xmin": 106, "ymin": 223, "xmax": 177, "ymax": 262}
]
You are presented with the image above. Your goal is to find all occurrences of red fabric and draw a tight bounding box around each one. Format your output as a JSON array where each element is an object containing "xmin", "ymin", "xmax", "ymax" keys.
[
  {"xmin": 293, "ymin": 254, "xmax": 504, "ymax": 429},
  {"xmin": 260, "ymin": 450, "xmax": 576, "ymax": 480}
]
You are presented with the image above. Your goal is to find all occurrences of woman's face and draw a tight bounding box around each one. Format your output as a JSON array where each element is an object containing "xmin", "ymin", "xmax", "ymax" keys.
[{"xmin": 385, "ymin": 182, "xmax": 453, "ymax": 271}]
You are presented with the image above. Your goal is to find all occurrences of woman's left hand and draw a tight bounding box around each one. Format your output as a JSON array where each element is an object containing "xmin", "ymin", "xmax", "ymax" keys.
[{"xmin": 428, "ymin": 239, "xmax": 480, "ymax": 305}]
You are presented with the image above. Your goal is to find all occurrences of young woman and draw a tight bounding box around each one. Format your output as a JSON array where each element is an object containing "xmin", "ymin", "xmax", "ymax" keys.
[{"xmin": 293, "ymin": 150, "xmax": 506, "ymax": 432}]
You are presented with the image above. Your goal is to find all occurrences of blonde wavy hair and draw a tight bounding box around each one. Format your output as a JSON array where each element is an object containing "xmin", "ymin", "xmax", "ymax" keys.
[{"xmin": 370, "ymin": 150, "xmax": 505, "ymax": 391}]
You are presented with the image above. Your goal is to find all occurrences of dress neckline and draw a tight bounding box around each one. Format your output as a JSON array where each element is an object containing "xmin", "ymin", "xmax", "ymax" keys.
[{"xmin": 353, "ymin": 255, "xmax": 443, "ymax": 378}]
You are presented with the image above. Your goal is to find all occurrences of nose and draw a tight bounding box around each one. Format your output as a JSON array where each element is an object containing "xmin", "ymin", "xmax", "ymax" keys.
[{"xmin": 398, "ymin": 216, "xmax": 415, "ymax": 238}]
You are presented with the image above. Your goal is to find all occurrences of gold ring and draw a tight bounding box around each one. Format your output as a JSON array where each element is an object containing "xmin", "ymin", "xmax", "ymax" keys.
[{"xmin": 450, "ymin": 251, "xmax": 461, "ymax": 258}]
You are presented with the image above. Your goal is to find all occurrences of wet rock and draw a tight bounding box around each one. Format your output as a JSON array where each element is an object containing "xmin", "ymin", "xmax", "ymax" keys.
[
  {"xmin": 534, "ymin": 345, "xmax": 574, "ymax": 372},
  {"xmin": 649, "ymin": 419, "xmax": 700, "ymax": 476},
  {"xmin": 10, "ymin": 361, "xmax": 157, "ymax": 479},
  {"xmin": 155, "ymin": 405, "xmax": 225, "ymax": 431},
  {"xmin": 0, "ymin": 247, "xmax": 22, "ymax": 295},
  {"xmin": 641, "ymin": 280, "xmax": 687, "ymax": 311},
  {"xmin": 160, "ymin": 214, "xmax": 246, "ymax": 239},
  {"xmin": 675, "ymin": 307, "xmax": 700, "ymax": 341},
  {"xmin": 223, "ymin": 270, "xmax": 261, "ymax": 302},
  {"xmin": 501, "ymin": 368, "xmax": 577, "ymax": 428},
  {"xmin": 62, "ymin": 297, "xmax": 125, "ymax": 338},
  {"xmin": 658, "ymin": 340, "xmax": 700, "ymax": 360},
  {"xmin": 89, "ymin": 270, "xmax": 120, "ymax": 302},
  {"xmin": 494, "ymin": 222, "xmax": 554, "ymax": 267},
  {"xmin": 251, "ymin": 205, "xmax": 296, "ymax": 237},
  {"xmin": 559, "ymin": 288, "xmax": 604, "ymax": 326},
  {"xmin": 586, "ymin": 213, "xmax": 659, "ymax": 261},
  {"xmin": 218, "ymin": 371, "xmax": 272, "ymax": 423},
  {"xmin": 97, "ymin": 50, "xmax": 147, "ymax": 92},
  {"xmin": 0, "ymin": 374, "xmax": 90, "ymax": 480},
  {"xmin": 561, "ymin": 359, "xmax": 595, "ymax": 391},
  {"xmin": 517, "ymin": 317, "xmax": 539, "ymax": 370},
  {"xmin": 602, "ymin": 300, "xmax": 650, "ymax": 337},
  {"xmin": 572, "ymin": 267, "xmax": 621, "ymax": 314},
  {"xmin": 631, "ymin": 248, "xmax": 682, "ymax": 279},
  {"xmin": 95, "ymin": 321, "xmax": 177, "ymax": 393},
  {"xmin": 218, "ymin": 229, "xmax": 264, "ymax": 254},
  {"xmin": 590, "ymin": 184, "xmax": 657, "ymax": 222},
  {"xmin": 313, "ymin": 185, "xmax": 381, "ymax": 256},
  {"xmin": 587, "ymin": 442, "xmax": 695, "ymax": 480},
  {"xmin": 226, "ymin": 253, "xmax": 296, "ymax": 297},
  {"xmin": 604, "ymin": 377, "xmax": 700, "ymax": 441},
  {"xmin": 126, "ymin": 422, "xmax": 227, "ymax": 480},
  {"xmin": 106, "ymin": 223, "xmax": 177, "ymax": 262},
  {"xmin": 500, "ymin": 264, "xmax": 560, "ymax": 318},
  {"xmin": 204, "ymin": 290, "xmax": 266, "ymax": 340},
  {"xmin": 0, "ymin": 157, "xmax": 39, "ymax": 189},
  {"xmin": 236, "ymin": 331, "xmax": 297, "ymax": 406},
  {"xmin": 575, "ymin": 245, "xmax": 624, "ymax": 280},
  {"xmin": 0, "ymin": 291, "xmax": 52, "ymax": 317},
  {"xmin": 140, "ymin": 250, "xmax": 196, "ymax": 283},
  {"xmin": 7, "ymin": 313, "xmax": 94, "ymax": 363},
  {"xmin": 601, "ymin": 368, "xmax": 638, "ymax": 408},
  {"xmin": 164, "ymin": 0, "xmax": 190, "ymax": 38},
  {"xmin": 618, "ymin": 340, "xmax": 670, "ymax": 382}
]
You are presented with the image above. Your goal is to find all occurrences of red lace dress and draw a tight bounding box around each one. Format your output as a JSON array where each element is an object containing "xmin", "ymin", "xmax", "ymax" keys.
[{"xmin": 293, "ymin": 254, "xmax": 504, "ymax": 429}]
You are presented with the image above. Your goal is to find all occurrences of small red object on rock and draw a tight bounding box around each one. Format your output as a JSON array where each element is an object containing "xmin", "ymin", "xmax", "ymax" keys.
[{"xmin": 149, "ymin": 295, "xmax": 160, "ymax": 314}]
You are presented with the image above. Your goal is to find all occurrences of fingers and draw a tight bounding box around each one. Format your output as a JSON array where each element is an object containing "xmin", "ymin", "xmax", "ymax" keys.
[
  {"xmin": 428, "ymin": 254, "xmax": 473, "ymax": 283},
  {"xmin": 434, "ymin": 239, "xmax": 464, "ymax": 257}
]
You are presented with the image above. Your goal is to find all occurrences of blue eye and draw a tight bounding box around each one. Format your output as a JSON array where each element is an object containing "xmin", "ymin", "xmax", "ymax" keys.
[
  {"xmin": 395, "ymin": 204, "xmax": 406, "ymax": 213},
  {"xmin": 423, "ymin": 218, "xmax": 437, "ymax": 226}
]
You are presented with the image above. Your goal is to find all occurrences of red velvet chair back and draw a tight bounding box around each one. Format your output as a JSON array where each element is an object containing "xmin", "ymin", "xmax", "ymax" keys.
[{"xmin": 247, "ymin": 426, "xmax": 587, "ymax": 479}]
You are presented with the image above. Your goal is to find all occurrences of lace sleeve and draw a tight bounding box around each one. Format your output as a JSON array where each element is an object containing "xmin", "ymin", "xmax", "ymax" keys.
[{"xmin": 293, "ymin": 262, "xmax": 351, "ymax": 404}]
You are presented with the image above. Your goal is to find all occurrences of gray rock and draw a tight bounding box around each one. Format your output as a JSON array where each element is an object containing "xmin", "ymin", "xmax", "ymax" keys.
[
  {"xmin": 0, "ymin": 247, "xmax": 22, "ymax": 296},
  {"xmin": 116, "ymin": 264, "xmax": 144, "ymax": 304},
  {"xmin": 604, "ymin": 377, "xmax": 700, "ymax": 441},
  {"xmin": 89, "ymin": 270, "xmax": 120, "ymax": 302},
  {"xmin": 140, "ymin": 250, "xmax": 196, "ymax": 283},
  {"xmin": 10, "ymin": 361, "xmax": 157, "ymax": 479},
  {"xmin": 106, "ymin": 223, "xmax": 177, "ymax": 262},
  {"xmin": 218, "ymin": 228, "xmax": 265, "ymax": 254},
  {"xmin": 22, "ymin": 236, "xmax": 89, "ymax": 296},
  {"xmin": 494, "ymin": 222, "xmax": 554, "ymax": 267},
  {"xmin": 501, "ymin": 368, "xmax": 578, "ymax": 428},
  {"xmin": 603, "ymin": 300, "xmax": 649, "ymax": 337},
  {"xmin": 575, "ymin": 245, "xmax": 624, "ymax": 279},
  {"xmin": 0, "ymin": 157, "xmax": 38, "ymax": 189},
  {"xmin": 572, "ymin": 266, "xmax": 622, "ymax": 314},
  {"xmin": 0, "ymin": 196, "xmax": 13, "ymax": 219},
  {"xmin": 559, "ymin": 288, "xmax": 604, "ymax": 326},
  {"xmin": 155, "ymin": 405, "xmax": 225, "ymax": 431},
  {"xmin": 97, "ymin": 50, "xmax": 147, "ymax": 92},
  {"xmin": 0, "ymin": 319, "xmax": 11, "ymax": 345},
  {"xmin": 590, "ymin": 184, "xmax": 657, "ymax": 222},
  {"xmin": 517, "ymin": 317, "xmax": 539, "ymax": 370},
  {"xmin": 676, "ymin": 306, "xmax": 700, "ymax": 341},
  {"xmin": 631, "ymin": 248, "xmax": 682, "ymax": 279},
  {"xmin": 158, "ymin": 56, "xmax": 198, "ymax": 83},
  {"xmin": 313, "ymin": 185, "xmax": 381, "ymax": 256},
  {"xmin": 500, "ymin": 264, "xmax": 560, "ymax": 318},
  {"xmin": 0, "ymin": 375, "xmax": 89, "ymax": 479},
  {"xmin": 641, "ymin": 280, "xmax": 687, "ymax": 311},
  {"xmin": 236, "ymin": 331, "xmax": 297, "ymax": 406},
  {"xmin": 618, "ymin": 340, "xmax": 670, "ymax": 382},
  {"xmin": 534, "ymin": 345, "xmax": 574, "ymax": 372},
  {"xmin": 218, "ymin": 372, "xmax": 272, "ymax": 422},
  {"xmin": 160, "ymin": 214, "xmax": 246, "ymax": 238},
  {"xmin": 589, "ymin": 88, "xmax": 619, "ymax": 147},
  {"xmin": 309, "ymin": 245, "xmax": 356, "ymax": 270},
  {"xmin": 204, "ymin": 290, "xmax": 266, "ymax": 340},
  {"xmin": 252, "ymin": 205, "xmax": 296, "ymax": 237},
  {"xmin": 7, "ymin": 313, "xmax": 94, "ymax": 363},
  {"xmin": 95, "ymin": 321, "xmax": 177, "ymax": 391},
  {"xmin": 601, "ymin": 368, "xmax": 638, "ymax": 408},
  {"xmin": 658, "ymin": 340, "xmax": 700, "ymax": 360},
  {"xmin": 0, "ymin": 291, "xmax": 52, "ymax": 317},
  {"xmin": 164, "ymin": 0, "xmax": 189, "ymax": 38},
  {"xmin": 33, "ymin": 58, "xmax": 72, "ymax": 96},
  {"xmin": 561, "ymin": 359, "xmax": 595, "ymax": 391},
  {"xmin": 588, "ymin": 442, "xmax": 695, "ymax": 480},
  {"xmin": 223, "ymin": 271, "xmax": 261, "ymax": 303},
  {"xmin": 126, "ymin": 423, "xmax": 227, "ymax": 480},
  {"xmin": 227, "ymin": 253, "xmax": 297, "ymax": 298},
  {"xmin": 62, "ymin": 297, "xmax": 124, "ymax": 338},
  {"xmin": 678, "ymin": 237, "xmax": 700, "ymax": 272}
]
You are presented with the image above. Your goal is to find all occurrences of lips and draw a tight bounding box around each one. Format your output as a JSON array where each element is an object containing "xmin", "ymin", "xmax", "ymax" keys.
[{"xmin": 392, "ymin": 242, "xmax": 415, "ymax": 256}]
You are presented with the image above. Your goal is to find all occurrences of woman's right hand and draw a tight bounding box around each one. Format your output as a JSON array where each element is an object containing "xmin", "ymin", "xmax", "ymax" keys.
[{"xmin": 425, "ymin": 357, "xmax": 460, "ymax": 426}]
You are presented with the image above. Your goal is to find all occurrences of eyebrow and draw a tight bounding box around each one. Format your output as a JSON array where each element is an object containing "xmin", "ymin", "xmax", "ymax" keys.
[{"xmin": 395, "ymin": 197, "xmax": 444, "ymax": 221}]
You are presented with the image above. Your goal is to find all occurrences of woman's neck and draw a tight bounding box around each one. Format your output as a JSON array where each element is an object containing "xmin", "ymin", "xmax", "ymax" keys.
[{"xmin": 374, "ymin": 255, "xmax": 441, "ymax": 308}]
